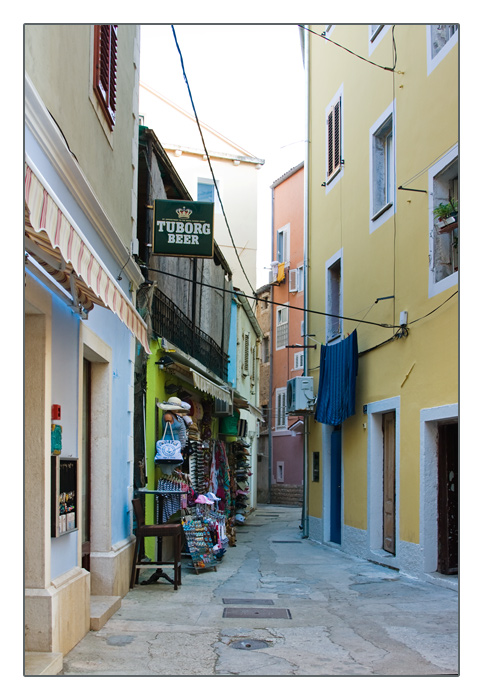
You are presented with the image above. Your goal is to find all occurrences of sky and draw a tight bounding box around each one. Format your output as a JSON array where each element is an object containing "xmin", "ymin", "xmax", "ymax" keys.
[{"xmin": 139, "ymin": 24, "xmax": 306, "ymax": 288}]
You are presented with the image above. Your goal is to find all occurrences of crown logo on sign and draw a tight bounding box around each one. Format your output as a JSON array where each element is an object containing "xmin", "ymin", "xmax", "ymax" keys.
[{"xmin": 176, "ymin": 206, "xmax": 192, "ymax": 220}]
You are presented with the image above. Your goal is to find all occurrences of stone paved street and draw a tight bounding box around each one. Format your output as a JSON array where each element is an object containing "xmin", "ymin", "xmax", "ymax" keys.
[{"xmin": 61, "ymin": 504, "xmax": 458, "ymax": 677}]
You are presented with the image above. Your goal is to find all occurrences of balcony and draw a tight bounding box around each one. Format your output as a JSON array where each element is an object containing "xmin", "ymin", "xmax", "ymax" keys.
[{"xmin": 151, "ymin": 287, "xmax": 228, "ymax": 381}]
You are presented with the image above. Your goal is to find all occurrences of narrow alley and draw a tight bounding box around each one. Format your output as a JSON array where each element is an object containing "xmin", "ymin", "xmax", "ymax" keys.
[{"xmin": 60, "ymin": 505, "xmax": 458, "ymax": 677}]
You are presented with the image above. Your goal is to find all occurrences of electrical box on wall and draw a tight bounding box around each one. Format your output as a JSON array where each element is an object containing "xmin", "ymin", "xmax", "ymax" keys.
[{"xmin": 52, "ymin": 404, "xmax": 61, "ymax": 420}]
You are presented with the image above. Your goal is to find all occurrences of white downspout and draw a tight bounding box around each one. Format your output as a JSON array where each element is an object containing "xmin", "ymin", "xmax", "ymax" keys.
[{"xmin": 302, "ymin": 25, "xmax": 310, "ymax": 538}]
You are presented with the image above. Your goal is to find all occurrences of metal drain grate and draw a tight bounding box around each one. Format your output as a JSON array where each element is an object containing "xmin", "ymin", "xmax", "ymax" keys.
[
  {"xmin": 230, "ymin": 639, "xmax": 269, "ymax": 650},
  {"xmin": 272, "ymin": 540, "xmax": 303, "ymax": 543},
  {"xmin": 223, "ymin": 607, "xmax": 292, "ymax": 619},
  {"xmin": 222, "ymin": 598, "xmax": 274, "ymax": 605}
]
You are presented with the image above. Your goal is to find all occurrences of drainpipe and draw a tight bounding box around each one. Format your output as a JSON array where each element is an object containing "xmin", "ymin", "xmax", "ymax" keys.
[
  {"xmin": 302, "ymin": 25, "xmax": 310, "ymax": 538},
  {"xmin": 268, "ymin": 187, "xmax": 275, "ymax": 504}
]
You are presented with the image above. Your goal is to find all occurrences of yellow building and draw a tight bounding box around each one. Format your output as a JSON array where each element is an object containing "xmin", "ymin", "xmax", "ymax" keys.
[{"xmin": 303, "ymin": 24, "xmax": 458, "ymax": 585}]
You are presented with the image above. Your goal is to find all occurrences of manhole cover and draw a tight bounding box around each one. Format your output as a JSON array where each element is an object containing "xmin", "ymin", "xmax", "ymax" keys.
[
  {"xmin": 230, "ymin": 639, "xmax": 269, "ymax": 650},
  {"xmin": 223, "ymin": 598, "xmax": 274, "ymax": 605},
  {"xmin": 223, "ymin": 607, "xmax": 291, "ymax": 619}
]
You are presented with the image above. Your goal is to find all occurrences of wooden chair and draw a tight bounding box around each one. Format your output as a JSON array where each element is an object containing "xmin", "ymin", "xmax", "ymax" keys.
[{"xmin": 130, "ymin": 498, "xmax": 183, "ymax": 590}]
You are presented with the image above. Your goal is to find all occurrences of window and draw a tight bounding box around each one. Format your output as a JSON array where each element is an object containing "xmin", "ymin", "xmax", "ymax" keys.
[
  {"xmin": 326, "ymin": 255, "xmax": 342, "ymax": 341},
  {"xmin": 276, "ymin": 306, "xmax": 289, "ymax": 349},
  {"xmin": 198, "ymin": 181, "xmax": 215, "ymax": 202},
  {"xmin": 372, "ymin": 115, "xmax": 394, "ymax": 218},
  {"xmin": 289, "ymin": 265, "xmax": 304, "ymax": 293},
  {"xmin": 294, "ymin": 351, "xmax": 304, "ymax": 371},
  {"xmin": 197, "ymin": 178, "xmax": 221, "ymax": 211},
  {"xmin": 370, "ymin": 24, "xmax": 384, "ymax": 41},
  {"xmin": 370, "ymin": 102, "xmax": 395, "ymax": 231},
  {"xmin": 427, "ymin": 25, "xmax": 458, "ymax": 74},
  {"xmin": 276, "ymin": 462, "xmax": 285, "ymax": 483},
  {"xmin": 430, "ymin": 24, "xmax": 458, "ymax": 59},
  {"xmin": 276, "ymin": 224, "xmax": 290, "ymax": 265},
  {"xmin": 93, "ymin": 25, "xmax": 118, "ymax": 129},
  {"xmin": 275, "ymin": 389, "xmax": 287, "ymax": 430},
  {"xmin": 242, "ymin": 333, "xmax": 250, "ymax": 375},
  {"xmin": 261, "ymin": 336, "xmax": 270, "ymax": 363},
  {"xmin": 428, "ymin": 148, "xmax": 459, "ymax": 297},
  {"xmin": 327, "ymin": 96, "xmax": 342, "ymax": 182}
]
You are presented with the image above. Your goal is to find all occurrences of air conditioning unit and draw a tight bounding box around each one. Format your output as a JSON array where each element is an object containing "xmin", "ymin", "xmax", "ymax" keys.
[
  {"xmin": 286, "ymin": 376, "xmax": 315, "ymax": 414},
  {"xmin": 213, "ymin": 397, "xmax": 233, "ymax": 416}
]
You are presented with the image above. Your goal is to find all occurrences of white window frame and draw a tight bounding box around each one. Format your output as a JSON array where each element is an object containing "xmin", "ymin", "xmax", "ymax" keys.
[
  {"xmin": 326, "ymin": 249, "xmax": 343, "ymax": 343},
  {"xmin": 275, "ymin": 388, "xmax": 287, "ymax": 430},
  {"xmin": 294, "ymin": 351, "xmax": 304, "ymax": 371},
  {"xmin": 368, "ymin": 24, "xmax": 390, "ymax": 54},
  {"xmin": 369, "ymin": 101, "xmax": 396, "ymax": 234},
  {"xmin": 276, "ymin": 223, "xmax": 290, "ymax": 265},
  {"xmin": 428, "ymin": 145, "xmax": 459, "ymax": 298},
  {"xmin": 325, "ymin": 85, "xmax": 344, "ymax": 192},
  {"xmin": 426, "ymin": 24, "xmax": 458, "ymax": 75},
  {"xmin": 275, "ymin": 305, "xmax": 289, "ymax": 350},
  {"xmin": 288, "ymin": 265, "xmax": 304, "ymax": 293}
]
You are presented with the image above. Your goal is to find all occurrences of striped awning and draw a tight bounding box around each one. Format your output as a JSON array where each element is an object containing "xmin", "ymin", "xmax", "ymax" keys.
[
  {"xmin": 25, "ymin": 163, "xmax": 150, "ymax": 354},
  {"xmin": 190, "ymin": 369, "xmax": 232, "ymax": 403}
]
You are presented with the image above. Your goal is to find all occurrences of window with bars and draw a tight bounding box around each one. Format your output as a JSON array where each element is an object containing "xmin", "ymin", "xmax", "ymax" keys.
[
  {"xmin": 327, "ymin": 96, "xmax": 342, "ymax": 181},
  {"xmin": 93, "ymin": 25, "xmax": 118, "ymax": 129}
]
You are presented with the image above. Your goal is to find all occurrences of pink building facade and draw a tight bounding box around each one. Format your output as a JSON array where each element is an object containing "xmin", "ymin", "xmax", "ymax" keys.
[{"xmin": 270, "ymin": 163, "xmax": 305, "ymax": 505}]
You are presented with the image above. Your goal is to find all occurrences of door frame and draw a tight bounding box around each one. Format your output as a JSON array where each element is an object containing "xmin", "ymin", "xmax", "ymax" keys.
[
  {"xmin": 78, "ymin": 325, "xmax": 112, "ymax": 570},
  {"xmin": 367, "ymin": 396, "xmax": 400, "ymax": 563},
  {"xmin": 420, "ymin": 404, "xmax": 458, "ymax": 575}
]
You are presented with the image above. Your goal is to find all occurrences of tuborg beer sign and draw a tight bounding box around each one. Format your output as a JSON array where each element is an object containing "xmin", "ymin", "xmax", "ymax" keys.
[{"xmin": 153, "ymin": 199, "xmax": 214, "ymax": 258}]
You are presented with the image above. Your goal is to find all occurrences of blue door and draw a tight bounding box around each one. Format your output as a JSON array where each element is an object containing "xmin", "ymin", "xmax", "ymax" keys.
[{"xmin": 330, "ymin": 427, "xmax": 342, "ymax": 544}]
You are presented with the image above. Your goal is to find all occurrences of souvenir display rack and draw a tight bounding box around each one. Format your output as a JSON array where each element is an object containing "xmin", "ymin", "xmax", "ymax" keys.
[{"xmin": 182, "ymin": 515, "xmax": 217, "ymax": 573}]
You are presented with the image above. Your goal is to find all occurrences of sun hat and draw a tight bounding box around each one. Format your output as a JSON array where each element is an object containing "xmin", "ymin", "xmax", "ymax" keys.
[
  {"xmin": 206, "ymin": 492, "xmax": 221, "ymax": 502},
  {"xmin": 157, "ymin": 396, "xmax": 190, "ymax": 413},
  {"xmin": 195, "ymin": 494, "xmax": 214, "ymax": 505}
]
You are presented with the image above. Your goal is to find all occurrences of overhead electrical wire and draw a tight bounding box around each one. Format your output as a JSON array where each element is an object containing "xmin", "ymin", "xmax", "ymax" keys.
[
  {"xmin": 298, "ymin": 24, "xmax": 401, "ymax": 73},
  {"xmin": 170, "ymin": 25, "xmax": 256, "ymax": 297},
  {"xmin": 140, "ymin": 263, "xmax": 458, "ymax": 332}
]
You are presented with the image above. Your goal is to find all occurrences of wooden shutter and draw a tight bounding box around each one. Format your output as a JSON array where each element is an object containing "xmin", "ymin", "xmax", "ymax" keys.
[
  {"xmin": 327, "ymin": 97, "xmax": 342, "ymax": 179},
  {"xmin": 94, "ymin": 25, "xmax": 118, "ymax": 128}
]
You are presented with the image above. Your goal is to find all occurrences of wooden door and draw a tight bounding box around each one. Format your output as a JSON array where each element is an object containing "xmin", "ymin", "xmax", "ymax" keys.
[
  {"xmin": 438, "ymin": 422, "xmax": 458, "ymax": 574},
  {"xmin": 382, "ymin": 411, "xmax": 396, "ymax": 554}
]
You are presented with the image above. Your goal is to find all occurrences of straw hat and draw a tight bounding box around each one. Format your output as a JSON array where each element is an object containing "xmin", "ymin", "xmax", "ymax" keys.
[{"xmin": 156, "ymin": 396, "xmax": 190, "ymax": 414}]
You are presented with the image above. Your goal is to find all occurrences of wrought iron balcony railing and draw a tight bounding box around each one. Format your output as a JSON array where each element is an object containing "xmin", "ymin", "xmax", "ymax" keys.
[{"xmin": 151, "ymin": 287, "xmax": 228, "ymax": 381}]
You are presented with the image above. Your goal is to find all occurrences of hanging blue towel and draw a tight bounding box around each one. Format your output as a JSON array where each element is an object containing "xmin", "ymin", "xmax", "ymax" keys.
[{"xmin": 315, "ymin": 330, "xmax": 358, "ymax": 426}]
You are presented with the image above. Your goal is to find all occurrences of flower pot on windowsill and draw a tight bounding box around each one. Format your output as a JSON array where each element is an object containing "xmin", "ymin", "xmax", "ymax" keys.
[{"xmin": 438, "ymin": 220, "xmax": 458, "ymax": 234}]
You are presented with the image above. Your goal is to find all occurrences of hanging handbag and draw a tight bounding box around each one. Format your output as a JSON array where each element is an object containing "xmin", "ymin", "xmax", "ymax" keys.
[{"xmin": 155, "ymin": 422, "xmax": 183, "ymax": 464}]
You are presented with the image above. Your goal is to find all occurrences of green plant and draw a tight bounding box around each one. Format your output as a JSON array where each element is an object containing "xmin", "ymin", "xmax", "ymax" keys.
[{"xmin": 433, "ymin": 198, "xmax": 458, "ymax": 221}]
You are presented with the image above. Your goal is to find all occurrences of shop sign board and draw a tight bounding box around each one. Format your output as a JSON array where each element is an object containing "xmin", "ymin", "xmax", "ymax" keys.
[{"xmin": 153, "ymin": 199, "xmax": 214, "ymax": 258}]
